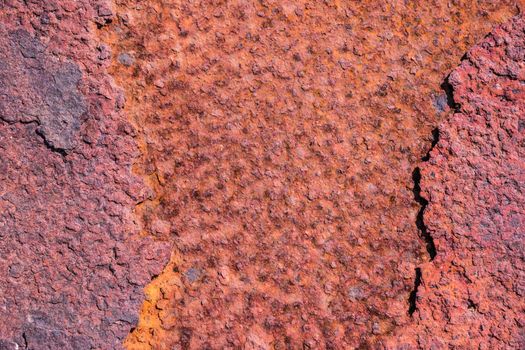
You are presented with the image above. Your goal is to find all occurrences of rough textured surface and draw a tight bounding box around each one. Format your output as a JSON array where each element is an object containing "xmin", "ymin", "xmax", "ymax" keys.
[
  {"xmin": 0, "ymin": 27, "xmax": 86, "ymax": 151},
  {"xmin": 2, "ymin": 0, "xmax": 525, "ymax": 349},
  {"xmin": 96, "ymin": 1, "xmax": 523, "ymax": 349},
  {"xmin": 396, "ymin": 15, "xmax": 525, "ymax": 349},
  {"xmin": 0, "ymin": 1, "xmax": 170, "ymax": 349}
]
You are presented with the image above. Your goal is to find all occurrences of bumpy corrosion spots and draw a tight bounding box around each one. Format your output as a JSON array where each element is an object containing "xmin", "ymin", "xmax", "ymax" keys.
[{"xmin": 99, "ymin": 1, "xmax": 520, "ymax": 348}]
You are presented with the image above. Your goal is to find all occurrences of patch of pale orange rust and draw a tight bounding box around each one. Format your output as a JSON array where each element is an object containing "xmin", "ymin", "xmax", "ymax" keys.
[{"xmin": 98, "ymin": 1, "xmax": 522, "ymax": 348}]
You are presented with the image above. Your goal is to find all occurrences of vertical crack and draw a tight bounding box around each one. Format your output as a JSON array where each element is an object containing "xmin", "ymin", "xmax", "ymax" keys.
[
  {"xmin": 440, "ymin": 76, "xmax": 458, "ymax": 111},
  {"xmin": 408, "ymin": 268, "xmax": 422, "ymax": 316},
  {"xmin": 412, "ymin": 166, "xmax": 437, "ymax": 260},
  {"xmin": 408, "ymin": 75, "xmax": 454, "ymax": 315},
  {"xmin": 22, "ymin": 332, "xmax": 28, "ymax": 349},
  {"xmin": 421, "ymin": 128, "xmax": 439, "ymax": 162},
  {"xmin": 407, "ymin": 138, "xmax": 436, "ymax": 314}
]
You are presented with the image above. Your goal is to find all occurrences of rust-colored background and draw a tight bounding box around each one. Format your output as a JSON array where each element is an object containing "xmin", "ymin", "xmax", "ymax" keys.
[{"xmin": 0, "ymin": 0, "xmax": 524, "ymax": 349}]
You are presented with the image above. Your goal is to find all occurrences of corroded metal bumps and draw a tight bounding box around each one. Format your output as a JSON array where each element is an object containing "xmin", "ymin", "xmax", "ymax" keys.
[{"xmin": 0, "ymin": 0, "xmax": 524, "ymax": 349}]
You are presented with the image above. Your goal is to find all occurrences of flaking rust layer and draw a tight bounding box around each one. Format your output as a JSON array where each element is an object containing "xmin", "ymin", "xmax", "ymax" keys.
[
  {"xmin": 392, "ymin": 15, "xmax": 525, "ymax": 349},
  {"xmin": 97, "ymin": 1, "xmax": 523, "ymax": 349},
  {"xmin": 0, "ymin": 1, "xmax": 170, "ymax": 349}
]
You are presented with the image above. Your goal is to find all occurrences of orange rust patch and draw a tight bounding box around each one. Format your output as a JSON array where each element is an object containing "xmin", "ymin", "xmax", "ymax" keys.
[{"xmin": 99, "ymin": 1, "xmax": 521, "ymax": 348}]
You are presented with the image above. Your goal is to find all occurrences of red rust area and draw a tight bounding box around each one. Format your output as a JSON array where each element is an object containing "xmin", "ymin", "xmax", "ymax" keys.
[
  {"xmin": 398, "ymin": 16, "xmax": 525, "ymax": 349},
  {"xmin": 1, "ymin": 0, "xmax": 524, "ymax": 349},
  {"xmin": 0, "ymin": 1, "xmax": 170, "ymax": 349},
  {"xmin": 98, "ymin": 1, "xmax": 522, "ymax": 349}
]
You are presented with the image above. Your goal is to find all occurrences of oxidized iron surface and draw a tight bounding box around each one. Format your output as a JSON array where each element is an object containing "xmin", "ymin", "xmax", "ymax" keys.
[
  {"xmin": 1, "ymin": 0, "xmax": 524, "ymax": 349},
  {"xmin": 98, "ymin": 1, "xmax": 522, "ymax": 349},
  {"xmin": 399, "ymin": 15, "xmax": 525, "ymax": 349},
  {"xmin": 0, "ymin": 1, "xmax": 170, "ymax": 349}
]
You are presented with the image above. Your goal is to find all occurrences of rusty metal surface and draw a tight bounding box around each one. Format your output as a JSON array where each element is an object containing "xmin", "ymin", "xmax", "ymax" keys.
[
  {"xmin": 1, "ymin": 0, "xmax": 524, "ymax": 349},
  {"xmin": 400, "ymin": 16, "xmax": 525, "ymax": 349},
  {"xmin": 0, "ymin": 1, "xmax": 170, "ymax": 349},
  {"xmin": 98, "ymin": 1, "xmax": 522, "ymax": 348}
]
